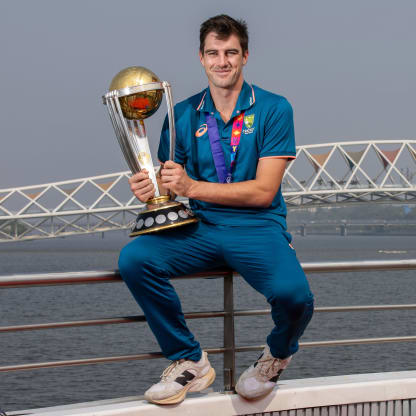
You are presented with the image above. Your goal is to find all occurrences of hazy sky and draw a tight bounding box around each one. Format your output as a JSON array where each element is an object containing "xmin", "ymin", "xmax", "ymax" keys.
[{"xmin": 1, "ymin": 0, "xmax": 415, "ymax": 188}]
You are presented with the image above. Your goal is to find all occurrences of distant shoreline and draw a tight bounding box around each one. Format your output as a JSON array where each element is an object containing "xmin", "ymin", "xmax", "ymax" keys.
[{"xmin": 287, "ymin": 223, "xmax": 416, "ymax": 236}]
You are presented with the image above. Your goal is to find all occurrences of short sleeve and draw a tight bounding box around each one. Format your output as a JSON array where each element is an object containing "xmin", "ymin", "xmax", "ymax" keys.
[
  {"xmin": 259, "ymin": 98, "xmax": 296, "ymax": 160},
  {"xmin": 157, "ymin": 114, "xmax": 186, "ymax": 164}
]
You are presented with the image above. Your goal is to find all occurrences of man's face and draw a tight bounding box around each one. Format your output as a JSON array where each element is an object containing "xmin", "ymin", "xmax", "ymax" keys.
[{"xmin": 199, "ymin": 32, "xmax": 248, "ymax": 90}]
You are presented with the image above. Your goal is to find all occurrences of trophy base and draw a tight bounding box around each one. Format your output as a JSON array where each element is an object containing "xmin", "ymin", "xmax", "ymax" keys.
[{"xmin": 129, "ymin": 196, "xmax": 198, "ymax": 237}]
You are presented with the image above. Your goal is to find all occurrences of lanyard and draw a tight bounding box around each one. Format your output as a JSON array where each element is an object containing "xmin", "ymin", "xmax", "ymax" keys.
[{"xmin": 205, "ymin": 112, "xmax": 244, "ymax": 183}]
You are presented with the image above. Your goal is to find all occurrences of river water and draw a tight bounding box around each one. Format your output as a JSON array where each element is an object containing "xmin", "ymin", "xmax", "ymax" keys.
[{"xmin": 0, "ymin": 233, "xmax": 415, "ymax": 411}]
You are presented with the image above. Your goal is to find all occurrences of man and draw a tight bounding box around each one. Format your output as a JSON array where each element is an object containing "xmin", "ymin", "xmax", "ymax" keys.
[{"xmin": 118, "ymin": 14, "xmax": 314, "ymax": 405}]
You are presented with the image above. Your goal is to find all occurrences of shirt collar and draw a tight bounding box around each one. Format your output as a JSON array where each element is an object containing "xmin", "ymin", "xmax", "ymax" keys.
[{"xmin": 196, "ymin": 81, "xmax": 256, "ymax": 118}]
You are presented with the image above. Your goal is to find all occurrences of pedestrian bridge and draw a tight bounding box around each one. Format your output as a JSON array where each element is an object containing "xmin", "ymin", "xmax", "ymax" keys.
[{"xmin": 1, "ymin": 140, "xmax": 415, "ymax": 242}]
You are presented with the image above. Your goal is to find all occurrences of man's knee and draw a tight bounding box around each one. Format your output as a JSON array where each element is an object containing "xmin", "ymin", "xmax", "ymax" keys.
[
  {"xmin": 268, "ymin": 283, "xmax": 314, "ymax": 317},
  {"xmin": 118, "ymin": 241, "xmax": 149, "ymax": 281},
  {"xmin": 118, "ymin": 240, "xmax": 172, "ymax": 283}
]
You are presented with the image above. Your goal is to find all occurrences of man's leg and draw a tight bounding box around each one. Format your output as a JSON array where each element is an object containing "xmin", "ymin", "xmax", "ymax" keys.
[
  {"xmin": 221, "ymin": 224, "xmax": 314, "ymax": 399},
  {"xmin": 118, "ymin": 221, "xmax": 225, "ymax": 362},
  {"xmin": 118, "ymin": 221, "xmax": 224, "ymax": 404}
]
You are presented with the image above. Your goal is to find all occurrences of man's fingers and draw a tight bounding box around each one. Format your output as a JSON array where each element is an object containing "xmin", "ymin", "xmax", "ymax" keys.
[
  {"xmin": 129, "ymin": 171, "xmax": 149, "ymax": 185},
  {"xmin": 163, "ymin": 160, "xmax": 179, "ymax": 169},
  {"xmin": 135, "ymin": 182, "xmax": 154, "ymax": 193},
  {"xmin": 163, "ymin": 182, "xmax": 173, "ymax": 191},
  {"xmin": 161, "ymin": 168, "xmax": 181, "ymax": 177},
  {"xmin": 134, "ymin": 186, "xmax": 155, "ymax": 202},
  {"xmin": 160, "ymin": 175, "xmax": 177, "ymax": 184},
  {"xmin": 128, "ymin": 169, "xmax": 156, "ymax": 203},
  {"xmin": 130, "ymin": 178, "xmax": 153, "ymax": 192},
  {"xmin": 141, "ymin": 190, "xmax": 155, "ymax": 202},
  {"xmin": 135, "ymin": 186, "xmax": 155, "ymax": 202}
]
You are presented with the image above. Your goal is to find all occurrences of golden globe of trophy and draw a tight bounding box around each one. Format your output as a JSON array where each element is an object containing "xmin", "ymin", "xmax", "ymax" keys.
[{"xmin": 103, "ymin": 66, "xmax": 198, "ymax": 236}]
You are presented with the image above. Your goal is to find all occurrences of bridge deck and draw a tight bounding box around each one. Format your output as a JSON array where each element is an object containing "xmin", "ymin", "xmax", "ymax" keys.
[{"xmin": 1, "ymin": 140, "xmax": 415, "ymax": 242}]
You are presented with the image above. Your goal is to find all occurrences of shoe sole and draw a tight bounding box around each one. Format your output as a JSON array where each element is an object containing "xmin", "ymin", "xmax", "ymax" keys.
[{"xmin": 148, "ymin": 367, "xmax": 216, "ymax": 405}]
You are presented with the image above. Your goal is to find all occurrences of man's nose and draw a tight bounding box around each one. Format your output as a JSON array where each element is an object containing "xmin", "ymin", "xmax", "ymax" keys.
[{"xmin": 217, "ymin": 53, "xmax": 228, "ymax": 67}]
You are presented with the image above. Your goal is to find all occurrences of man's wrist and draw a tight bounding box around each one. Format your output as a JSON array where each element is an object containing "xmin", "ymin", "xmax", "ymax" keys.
[{"xmin": 186, "ymin": 178, "xmax": 199, "ymax": 199}]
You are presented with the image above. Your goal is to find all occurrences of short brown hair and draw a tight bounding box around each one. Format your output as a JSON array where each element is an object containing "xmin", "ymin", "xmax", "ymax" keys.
[{"xmin": 200, "ymin": 14, "xmax": 249, "ymax": 54}]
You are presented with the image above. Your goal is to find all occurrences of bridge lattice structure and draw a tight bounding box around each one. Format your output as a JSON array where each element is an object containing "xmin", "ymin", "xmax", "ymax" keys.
[{"xmin": 1, "ymin": 140, "xmax": 415, "ymax": 242}]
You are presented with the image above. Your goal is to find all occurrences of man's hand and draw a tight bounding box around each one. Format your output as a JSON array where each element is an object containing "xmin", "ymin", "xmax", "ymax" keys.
[
  {"xmin": 128, "ymin": 169, "xmax": 156, "ymax": 202},
  {"xmin": 160, "ymin": 160, "xmax": 195, "ymax": 197}
]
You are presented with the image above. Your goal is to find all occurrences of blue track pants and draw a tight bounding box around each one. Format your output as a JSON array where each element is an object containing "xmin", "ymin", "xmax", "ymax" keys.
[{"xmin": 118, "ymin": 221, "xmax": 314, "ymax": 362}]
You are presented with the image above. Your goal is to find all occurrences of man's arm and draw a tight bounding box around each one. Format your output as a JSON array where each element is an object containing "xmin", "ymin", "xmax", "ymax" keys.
[{"xmin": 160, "ymin": 157, "xmax": 288, "ymax": 208}]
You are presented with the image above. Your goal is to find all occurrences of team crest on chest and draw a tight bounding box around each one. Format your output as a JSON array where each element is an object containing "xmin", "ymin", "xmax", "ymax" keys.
[
  {"xmin": 243, "ymin": 114, "xmax": 255, "ymax": 134},
  {"xmin": 244, "ymin": 114, "xmax": 255, "ymax": 129}
]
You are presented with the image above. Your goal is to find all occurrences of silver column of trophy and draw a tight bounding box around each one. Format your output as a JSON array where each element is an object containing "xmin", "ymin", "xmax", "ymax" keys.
[{"xmin": 103, "ymin": 66, "xmax": 198, "ymax": 236}]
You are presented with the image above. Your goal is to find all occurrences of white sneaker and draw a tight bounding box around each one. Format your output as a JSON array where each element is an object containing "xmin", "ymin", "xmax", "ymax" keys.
[
  {"xmin": 144, "ymin": 351, "xmax": 216, "ymax": 405},
  {"xmin": 235, "ymin": 345, "xmax": 291, "ymax": 400}
]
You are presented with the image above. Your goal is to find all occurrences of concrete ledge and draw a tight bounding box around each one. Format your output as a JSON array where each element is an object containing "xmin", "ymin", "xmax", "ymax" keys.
[{"xmin": 11, "ymin": 371, "xmax": 416, "ymax": 416}]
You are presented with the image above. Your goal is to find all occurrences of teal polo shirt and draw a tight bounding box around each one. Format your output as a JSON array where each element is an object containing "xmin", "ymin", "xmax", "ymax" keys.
[{"xmin": 158, "ymin": 81, "xmax": 296, "ymax": 229}]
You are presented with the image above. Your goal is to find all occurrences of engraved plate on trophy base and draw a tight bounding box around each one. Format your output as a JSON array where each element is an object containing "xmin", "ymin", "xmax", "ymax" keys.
[{"xmin": 130, "ymin": 197, "xmax": 198, "ymax": 236}]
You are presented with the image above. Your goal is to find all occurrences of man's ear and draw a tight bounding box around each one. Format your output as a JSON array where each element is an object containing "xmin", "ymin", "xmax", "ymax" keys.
[
  {"xmin": 243, "ymin": 50, "xmax": 249, "ymax": 66},
  {"xmin": 199, "ymin": 50, "xmax": 204, "ymax": 66}
]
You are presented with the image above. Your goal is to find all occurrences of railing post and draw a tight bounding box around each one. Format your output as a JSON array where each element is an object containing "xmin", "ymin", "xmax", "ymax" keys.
[{"xmin": 223, "ymin": 270, "xmax": 235, "ymax": 393}]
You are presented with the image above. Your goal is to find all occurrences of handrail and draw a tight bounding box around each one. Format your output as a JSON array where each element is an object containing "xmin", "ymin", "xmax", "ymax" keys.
[
  {"xmin": 2, "ymin": 304, "xmax": 416, "ymax": 333},
  {"xmin": 0, "ymin": 268, "xmax": 226, "ymax": 287},
  {"xmin": 1, "ymin": 259, "xmax": 416, "ymax": 288},
  {"xmin": 1, "ymin": 259, "xmax": 416, "ymax": 392}
]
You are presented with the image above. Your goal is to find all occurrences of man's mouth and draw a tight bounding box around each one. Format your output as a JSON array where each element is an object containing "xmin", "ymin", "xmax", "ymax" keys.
[{"xmin": 214, "ymin": 69, "xmax": 231, "ymax": 75}]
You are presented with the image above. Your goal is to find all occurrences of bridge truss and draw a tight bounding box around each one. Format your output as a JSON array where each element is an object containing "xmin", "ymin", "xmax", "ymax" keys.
[{"xmin": 1, "ymin": 140, "xmax": 415, "ymax": 242}]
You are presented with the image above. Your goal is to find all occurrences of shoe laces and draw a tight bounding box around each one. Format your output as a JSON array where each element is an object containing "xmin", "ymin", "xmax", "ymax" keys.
[
  {"xmin": 160, "ymin": 360, "xmax": 186, "ymax": 382},
  {"xmin": 256, "ymin": 355, "xmax": 284, "ymax": 380}
]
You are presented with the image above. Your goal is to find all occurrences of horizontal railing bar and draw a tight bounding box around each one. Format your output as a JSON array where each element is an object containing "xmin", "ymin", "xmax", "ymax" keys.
[
  {"xmin": 236, "ymin": 336, "xmax": 416, "ymax": 352},
  {"xmin": 234, "ymin": 304, "xmax": 416, "ymax": 316},
  {"xmin": 0, "ymin": 270, "xmax": 121, "ymax": 287},
  {"xmin": 0, "ymin": 311, "xmax": 227, "ymax": 333},
  {"xmin": 1, "ymin": 259, "xmax": 416, "ymax": 288},
  {"xmin": 0, "ymin": 268, "xmax": 231, "ymax": 288},
  {"xmin": 314, "ymin": 304, "xmax": 416, "ymax": 312},
  {"xmin": 0, "ymin": 259, "xmax": 416, "ymax": 288},
  {"xmin": 0, "ymin": 316, "xmax": 146, "ymax": 332},
  {"xmin": 302, "ymin": 259, "xmax": 416, "ymax": 273},
  {"xmin": 2, "ymin": 304, "xmax": 416, "ymax": 333},
  {"xmin": 301, "ymin": 336, "xmax": 416, "ymax": 347},
  {"xmin": 2, "ymin": 335, "xmax": 416, "ymax": 372},
  {"xmin": 0, "ymin": 353, "xmax": 166, "ymax": 372},
  {"xmin": 0, "ymin": 348, "xmax": 226, "ymax": 372}
]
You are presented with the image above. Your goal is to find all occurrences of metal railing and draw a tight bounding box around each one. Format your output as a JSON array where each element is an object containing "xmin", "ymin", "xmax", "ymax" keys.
[{"xmin": 1, "ymin": 259, "xmax": 416, "ymax": 392}]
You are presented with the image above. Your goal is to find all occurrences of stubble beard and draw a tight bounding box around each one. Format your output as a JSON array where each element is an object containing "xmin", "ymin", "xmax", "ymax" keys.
[{"xmin": 207, "ymin": 67, "xmax": 242, "ymax": 90}]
